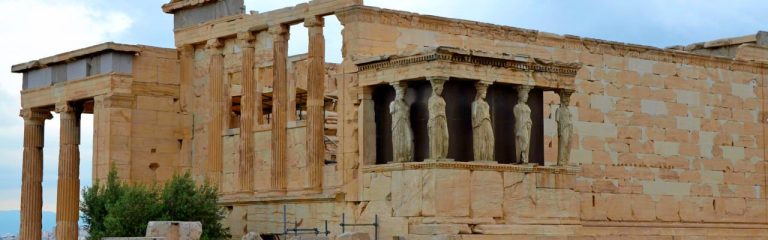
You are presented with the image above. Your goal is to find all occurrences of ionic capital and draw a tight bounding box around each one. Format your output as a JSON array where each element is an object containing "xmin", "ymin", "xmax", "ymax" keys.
[
  {"xmin": 54, "ymin": 103, "xmax": 76, "ymax": 114},
  {"xmin": 268, "ymin": 24, "xmax": 290, "ymax": 41},
  {"xmin": 205, "ymin": 39, "xmax": 224, "ymax": 54},
  {"xmin": 180, "ymin": 44, "xmax": 195, "ymax": 57},
  {"xmin": 19, "ymin": 109, "xmax": 52, "ymax": 122},
  {"xmin": 304, "ymin": 16, "xmax": 325, "ymax": 28},
  {"xmin": 237, "ymin": 31, "xmax": 257, "ymax": 48}
]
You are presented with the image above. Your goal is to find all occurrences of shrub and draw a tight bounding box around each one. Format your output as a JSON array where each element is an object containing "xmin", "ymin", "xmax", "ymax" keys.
[{"xmin": 81, "ymin": 168, "xmax": 230, "ymax": 240}]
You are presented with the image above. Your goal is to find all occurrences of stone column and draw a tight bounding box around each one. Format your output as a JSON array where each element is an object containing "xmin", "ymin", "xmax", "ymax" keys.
[
  {"xmin": 513, "ymin": 85, "xmax": 533, "ymax": 164},
  {"xmin": 238, "ymin": 32, "xmax": 256, "ymax": 193},
  {"xmin": 270, "ymin": 24, "xmax": 289, "ymax": 192},
  {"xmin": 55, "ymin": 103, "xmax": 81, "ymax": 240},
  {"xmin": 179, "ymin": 44, "xmax": 195, "ymax": 112},
  {"xmin": 426, "ymin": 76, "xmax": 450, "ymax": 161},
  {"xmin": 305, "ymin": 16, "xmax": 325, "ymax": 191},
  {"xmin": 207, "ymin": 39, "xmax": 225, "ymax": 188},
  {"xmin": 19, "ymin": 109, "xmax": 52, "ymax": 240},
  {"xmin": 556, "ymin": 89, "xmax": 574, "ymax": 166}
]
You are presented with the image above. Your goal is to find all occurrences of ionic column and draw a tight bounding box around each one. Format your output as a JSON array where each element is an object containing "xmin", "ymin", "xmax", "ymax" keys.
[
  {"xmin": 207, "ymin": 39, "xmax": 225, "ymax": 188},
  {"xmin": 305, "ymin": 16, "xmax": 325, "ymax": 191},
  {"xmin": 179, "ymin": 44, "xmax": 195, "ymax": 112},
  {"xmin": 19, "ymin": 109, "xmax": 52, "ymax": 240},
  {"xmin": 556, "ymin": 89, "xmax": 574, "ymax": 166},
  {"xmin": 55, "ymin": 103, "xmax": 81, "ymax": 240},
  {"xmin": 270, "ymin": 24, "xmax": 289, "ymax": 192},
  {"xmin": 238, "ymin": 32, "xmax": 256, "ymax": 193}
]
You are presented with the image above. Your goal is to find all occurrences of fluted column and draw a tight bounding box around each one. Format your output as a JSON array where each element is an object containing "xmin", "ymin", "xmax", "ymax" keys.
[
  {"xmin": 179, "ymin": 44, "xmax": 195, "ymax": 112},
  {"xmin": 207, "ymin": 39, "xmax": 225, "ymax": 188},
  {"xmin": 270, "ymin": 24, "xmax": 289, "ymax": 192},
  {"xmin": 19, "ymin": 109, "xmax": 52, "ymax": 240},
  {"xmin": 55, "ymin": 103, "xmax": 80, "ymax": 240},
  {"xmin": 305, "ymin": 16, "xmax": 325, "ymax": 191},
  {"xmin": 238, "ymin": 32, "xmax": 256, "ymax": 193}
]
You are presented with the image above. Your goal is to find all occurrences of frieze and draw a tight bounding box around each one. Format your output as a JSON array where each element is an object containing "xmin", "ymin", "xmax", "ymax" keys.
[
  {"xmin": 356, "ymin": 47, "xmax": 582, "ymax": 77},
  {"xmin": 362, "ymin": 162, "xmax": 581, "ymax": 175}
]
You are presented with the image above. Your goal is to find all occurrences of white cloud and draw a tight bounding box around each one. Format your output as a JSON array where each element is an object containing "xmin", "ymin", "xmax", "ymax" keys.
[{"xmin": 0, "ymin": 0, "xmax": 131, "ymax": 211}]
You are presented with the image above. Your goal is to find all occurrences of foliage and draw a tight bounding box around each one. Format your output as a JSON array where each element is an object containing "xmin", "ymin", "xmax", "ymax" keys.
[{"xmin": 80, "ymin": 168, "xmax": 230, "ymax": 240}]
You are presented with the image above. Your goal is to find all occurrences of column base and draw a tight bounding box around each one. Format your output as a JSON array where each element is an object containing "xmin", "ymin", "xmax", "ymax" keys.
[
  {"xmin": 424, "ymin": 158, "xmax": 454, "ymax": 162},
  {"xmin": 473, "ymin": 160, "xmax": 498, "ymax": 164}
]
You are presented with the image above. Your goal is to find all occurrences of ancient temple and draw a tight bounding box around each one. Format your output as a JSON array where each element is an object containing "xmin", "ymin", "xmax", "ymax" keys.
[{"xmin": 11, "ymin": 0, "xmax": 768, "ymax": 239}]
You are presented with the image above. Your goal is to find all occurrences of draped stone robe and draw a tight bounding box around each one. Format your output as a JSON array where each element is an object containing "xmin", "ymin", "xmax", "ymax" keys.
[
  {"xmin": 428, "ymin": 94, "xmax": 449, "ymax": 159},
  {"xmin": 556, "ymin": 105, "xmax": 573, "ymax": 166},
  {"xmin": 514, "ymin": 102, "xmax": 532, "ymax": 164},
  {"xmin": 472, "ymin": 99, "xmax": 494, "ymax": 161},
  {"xmin": 391, "ymin": 99, "xmax": 414, "ymax": 163}
]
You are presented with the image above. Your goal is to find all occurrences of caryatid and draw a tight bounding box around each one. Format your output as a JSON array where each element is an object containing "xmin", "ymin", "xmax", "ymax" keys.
[
  {"xmin": 556, "ymin": 89, "xmax": 574, "ymax": 166},
  {"xmin": 390, "ymin": 82, "xmax": 414, "ymax": 163},
  {"xmin": 513, "ymin": 85, "xmax": 533, "ymax": 164},
  {"xmin": 472, "ymin": 82, "xmax": 494, "ymax": 162},
  {"xmin": 427, "ymin": 77, "xmax": 450, "ymax": 160}
]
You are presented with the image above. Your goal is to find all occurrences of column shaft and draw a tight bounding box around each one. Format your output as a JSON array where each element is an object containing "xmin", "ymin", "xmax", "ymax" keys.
[
  {"xmin": 239, "ymin": 32, "xmax": 256, "ymax": 193},
  {"xmin": 207, "ymin": 39, "xmax": 225, "ymax": 188},
  {"xmin": 270, "ymin": 25, "xmax": 289, "ymax": 192},
  {"xmin": 19, "ymin": 109, "xmax": 51, "ymax": 240},
  {"xmin": 305, "ymin": 17, "xmax": 325, "ymax": 191},
  {"xmin": 180, "ymin": 45, "xmax": 195, "ymax": 112},
  {"xmin": 55, "ymin": 104, "xmax": 80, "ymax": 240}
]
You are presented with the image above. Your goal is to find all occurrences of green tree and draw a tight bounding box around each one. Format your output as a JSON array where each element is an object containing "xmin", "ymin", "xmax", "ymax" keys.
[
  {"xmin": 81, "ymin": 168, "xmax": 230, "ymax": 240},
  {"xmin": 81, "ymin": 169, "xmax": 125, "ymax": 240},
  {"xmin": 160, "ymin": 173, "xmax": 229, "ymax": 240}
]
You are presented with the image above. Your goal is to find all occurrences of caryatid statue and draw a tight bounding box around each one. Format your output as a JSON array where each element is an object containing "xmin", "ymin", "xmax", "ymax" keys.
[
  {"xmin": 472, "ymin": 82, "xmax": 494, "ymax": 162},
  {"xmin": 556, "ymin": 89, "xmax": 574, "ymax": 166},
  {"xmin": 513, "ymin": 85, "xmax": 533, "ymax": 164},
  {"xmin": 427, "ymin": 77, "xmax": 450, "ymax": 160},
  {"xmin": 390, "ymin": 82, "xmax": 414, "ymax": 163}
]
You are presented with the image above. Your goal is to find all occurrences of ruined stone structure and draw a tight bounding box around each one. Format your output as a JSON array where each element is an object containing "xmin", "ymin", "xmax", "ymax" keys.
[{"xmin": 11, "ymin": 0, "xmax": 768, "ymax": 239}]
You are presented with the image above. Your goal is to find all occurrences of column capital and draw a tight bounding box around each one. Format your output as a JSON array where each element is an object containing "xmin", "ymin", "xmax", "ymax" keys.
[
  {"xmin": 558, "ymin": 89, "xmax": 575, "ymax": 105},
  {"xmin": 180, "ymin": 44, "xmax": 195, "ymax": 57},
  {"xmin": 205, "ymin": 38, "xmax": 224, "ymax": 54},
  {"xmin": 54, "ymin": 103, "xmax": 76, "ymax": 114},
  {"xmin": 237, "ymin": 31, "xmax": 257, "ymax": 48},
  {"xmin": 426, "ymin": 76, "xmax": 449, "ymax": 82},
  {"xmin": 304, "ymin": 16, "xmax": 325, "ymax": 28},
  {"xmin": 268, "ymin": 24, "xmax": 290, "ymax": 41},
  {"xmin": 19, "ymin": 109, "xmax": 52, "ymax": 122}
]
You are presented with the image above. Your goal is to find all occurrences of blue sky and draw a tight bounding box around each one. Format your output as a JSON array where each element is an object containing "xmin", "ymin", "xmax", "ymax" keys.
[{"xmin": 0, "ymin": 0, "xmax": 765, "ymax": 213}]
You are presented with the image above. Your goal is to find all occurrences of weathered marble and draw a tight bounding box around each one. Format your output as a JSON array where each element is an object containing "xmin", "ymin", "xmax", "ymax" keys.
[
  {"xmin": 427, "ymin": 77, "xmax": 449, "ymax": 160},
  {"xmin": 390, "ymin": 82, "xmax": 414, "ymax": 163},
  {"xmin": 513, "ymin": 85, "xmax": 533, "ymax": 164},
  {"xmin": 472, "ymin": 82, "xmax": 494, "ymax": 162},
  {"xmin": 556, "ymin": 89, "xmax": 574, "ymax": 166}
]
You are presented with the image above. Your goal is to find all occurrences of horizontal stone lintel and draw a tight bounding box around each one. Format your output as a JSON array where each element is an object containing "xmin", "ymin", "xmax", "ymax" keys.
[{"xmin": 362, "ymin": 162, "xmax": 580, "ymax": 175}]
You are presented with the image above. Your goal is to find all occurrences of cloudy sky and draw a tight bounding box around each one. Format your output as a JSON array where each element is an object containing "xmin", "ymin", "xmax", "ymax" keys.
[{"xmin": 0, "ymin": 0, "xmax": 765, "ymax": 213}]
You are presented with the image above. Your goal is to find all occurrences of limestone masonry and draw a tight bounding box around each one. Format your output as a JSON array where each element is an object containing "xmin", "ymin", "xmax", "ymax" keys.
[{"xmin": 11, "ymin": 0, "xmax": 768, "ymax": 239}]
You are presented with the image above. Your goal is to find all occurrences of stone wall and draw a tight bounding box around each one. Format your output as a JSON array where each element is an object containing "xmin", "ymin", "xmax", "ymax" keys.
[{"xmin": 333, "ymin": 5, "xmax": 768, "ymax": 238}]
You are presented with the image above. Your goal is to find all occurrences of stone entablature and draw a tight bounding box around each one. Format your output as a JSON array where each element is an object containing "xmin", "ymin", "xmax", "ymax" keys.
[
  {"xmin": 337, "ymin": 6, "xmax": 767, "ymax": 74},
  {"xmin": 355, "ymin": 47, "xmax": 581, "ymax": 90},
  {"xmin": 362, "ymin": 162, "xmax": 580, "ymax": 175}
]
